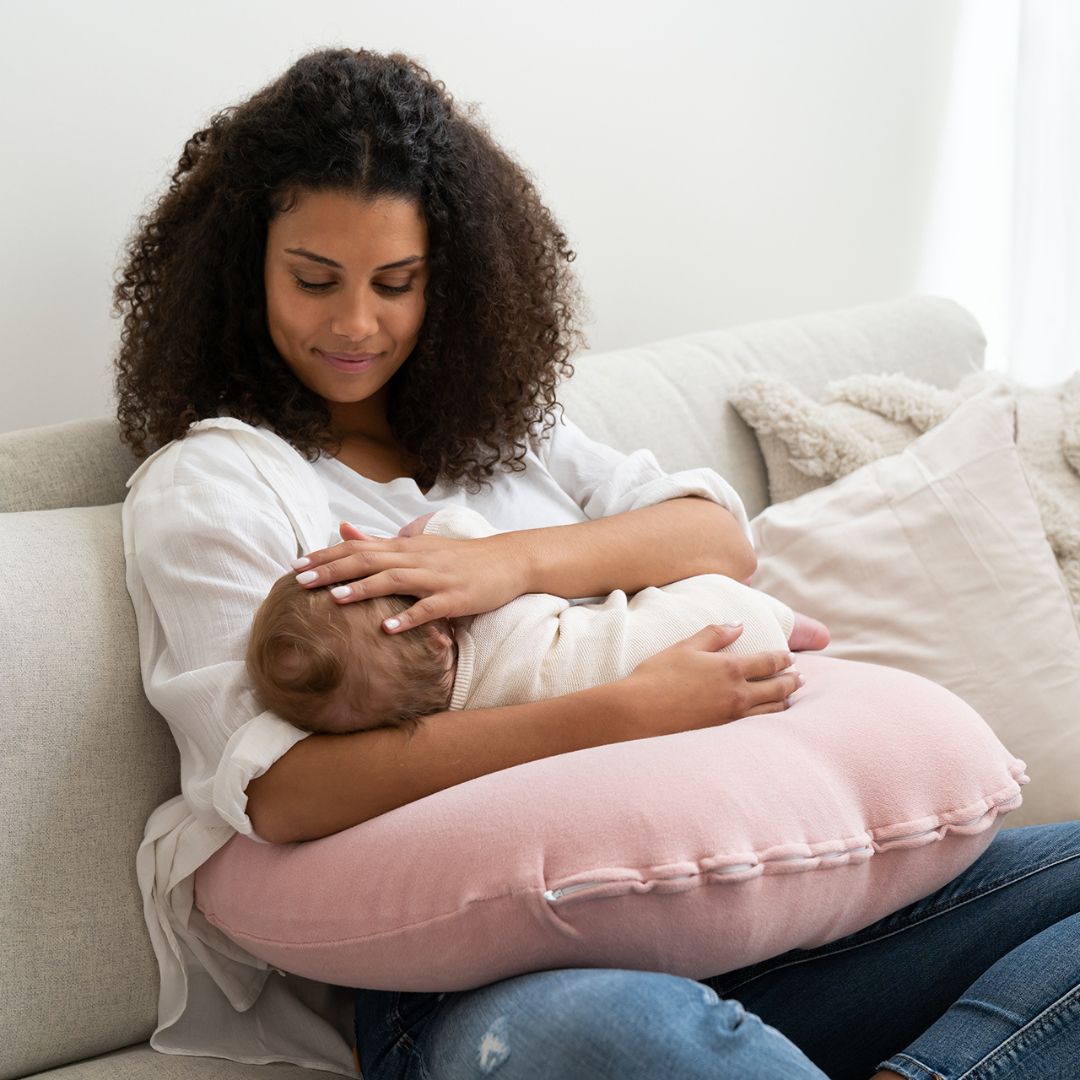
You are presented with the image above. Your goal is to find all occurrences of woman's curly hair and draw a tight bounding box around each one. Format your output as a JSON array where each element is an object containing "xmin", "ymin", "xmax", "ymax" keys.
[{"xmin": 113, "ymin": 47, "xmax": 584, "ymax": 491}]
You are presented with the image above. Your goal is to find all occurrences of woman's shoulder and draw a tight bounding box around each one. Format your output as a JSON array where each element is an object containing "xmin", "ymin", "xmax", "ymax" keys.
[
  {"xmin": 126, "ymin": 417, "xmax": 317, "ymax": 495},
  {"xmin": 122, "ymin": 417, "xmax": 333, "ymax": 553}
]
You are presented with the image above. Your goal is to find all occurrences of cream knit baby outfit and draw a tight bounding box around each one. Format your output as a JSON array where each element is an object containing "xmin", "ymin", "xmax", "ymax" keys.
[{"xmin": 422, "ymin": 507, "xmax": 795, "ymax": 711}]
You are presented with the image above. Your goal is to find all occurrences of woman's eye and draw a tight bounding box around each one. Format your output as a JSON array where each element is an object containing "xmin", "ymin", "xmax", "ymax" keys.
[
  {"xmin": 293, "ymin": 276, "xmax": 333, "ymax": 293},
  {"xmin": 291, "ymin": 276, "xmax": 413, "ymax": 296}
]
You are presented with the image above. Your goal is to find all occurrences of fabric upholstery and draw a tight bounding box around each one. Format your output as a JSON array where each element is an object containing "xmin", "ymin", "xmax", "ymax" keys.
[
  {"xmin": 31, "ymin": 1043, "xmax": 320, "ymax": 1079},
  {"xmin": 0, "ymin": 506, "xmax": 179, "ymax": 1079},
  {"xmin": 559, "ymin": 294, "xmax": 985, "ymax": 520},
  {"xmin": 0, "ymin": 418, "xmax": 139, "ymax": 512}
]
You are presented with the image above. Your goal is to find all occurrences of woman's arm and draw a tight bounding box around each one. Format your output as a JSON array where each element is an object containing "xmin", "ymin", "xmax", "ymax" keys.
[
  {"xmin": 517, "ymin": 495, "xmax": 755, "ymax": 598},
  {"xmin": 401, "ymin": 499, "xmax": 754, "ymax": 598},
  {"xmin": 299, "ymin": 497, "xmax": 753, "ymax": 635},
  {"xmin": 296, "ymin": 420, "xmax": 758, "ymax": 632},
  {"xmin": 247, "ymin": 680, "xmax": 635, "ymax": 843},
  {"xmin": 246, "ymin": 623, "xmax": 798, "ymax": 844}
]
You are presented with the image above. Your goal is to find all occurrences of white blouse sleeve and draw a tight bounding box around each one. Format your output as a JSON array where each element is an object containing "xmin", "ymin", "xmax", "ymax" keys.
[
  {"xmin": 124, "ymin": 471, "xmax": 311, "ymax": 842},
  {"xmin": 537, "ymin": 414, "xmax": 753, "ymax": 543}
]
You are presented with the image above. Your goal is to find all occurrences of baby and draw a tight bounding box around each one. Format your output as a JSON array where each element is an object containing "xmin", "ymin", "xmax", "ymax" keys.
[{"xmin": 246, "ymin": 507, "xmax": 825, "ymax": 735}]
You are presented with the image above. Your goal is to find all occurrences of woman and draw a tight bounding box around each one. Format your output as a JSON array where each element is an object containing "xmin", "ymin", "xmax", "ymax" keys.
[{"xmin": 116, "ymin": 47, "xmax": 1080, "ymax": 1080}]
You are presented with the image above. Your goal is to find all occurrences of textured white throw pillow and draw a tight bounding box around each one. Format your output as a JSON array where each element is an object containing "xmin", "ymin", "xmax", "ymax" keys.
[
  {"xmin": 730, "ymin": 369, "xmax": 1080, "ymax": 622},
  {"xmin": 750, "ymin": 385, "xmax": 1080, "ymax": 828}
]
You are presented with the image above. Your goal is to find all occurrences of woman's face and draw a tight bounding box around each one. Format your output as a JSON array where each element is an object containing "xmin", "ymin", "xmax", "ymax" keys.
[{"xmin": 264, "ymin": 189, "xmax": 430, "ymax": 436}]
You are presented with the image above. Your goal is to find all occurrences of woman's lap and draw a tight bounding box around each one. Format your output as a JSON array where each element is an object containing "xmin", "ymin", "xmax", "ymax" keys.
[
  {"xmin": 706, "ymin": 820, "xmax": 1080, "ymax": 1078},
  {"xmin": 355, "ymin": 822, "xmax": 1080, "ymax": 1080}
]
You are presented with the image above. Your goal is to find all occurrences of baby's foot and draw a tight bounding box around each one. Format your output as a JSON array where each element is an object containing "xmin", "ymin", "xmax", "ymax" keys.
[{"xmin": 788, "ymin": 612, "xmax": 831, "ymax": 652}]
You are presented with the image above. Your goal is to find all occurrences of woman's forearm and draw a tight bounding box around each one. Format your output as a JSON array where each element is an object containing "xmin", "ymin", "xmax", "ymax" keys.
[
  {"xmin": 246, "ymin": 681, "xmax": 640, "ymax": 844},
  {"xmin": 515, "ymin": 496, "xmax": 756, "ymax": 599}
]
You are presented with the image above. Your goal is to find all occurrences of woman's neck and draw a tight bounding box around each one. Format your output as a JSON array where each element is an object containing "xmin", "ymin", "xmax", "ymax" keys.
[
  {"xmin": 328, "ymin": 397, "xmax": 394, "ymax": 445},
  {"xmin": 331, "ymin": 427, "xmax": 428, "ymax": 491}
]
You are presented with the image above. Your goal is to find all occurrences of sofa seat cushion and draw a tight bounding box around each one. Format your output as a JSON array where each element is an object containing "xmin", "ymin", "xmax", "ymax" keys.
[{"xmin": 30, "ymin": 1042, "xmax": 324, "ymax": 1078}]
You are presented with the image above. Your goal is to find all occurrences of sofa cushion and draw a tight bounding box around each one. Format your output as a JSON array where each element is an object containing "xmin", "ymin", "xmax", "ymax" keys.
[
  {"xmin": 729, "ymin": 368, "xmax": 1080, "ymax": 622},
  {"xmin": 0, "ymin": 418, "xmax": 138, "ymax": 512},
  {"xmin": 749, "ymin": 385, "xmax": 1080, "ymax": 828},
  {"xmin": 30, "ymin": 1042, "xmax": 322, "ymax": 1078},
  {"xmin": 0, "ymin": 505, "xmax": 180, "ymax": 1078}
]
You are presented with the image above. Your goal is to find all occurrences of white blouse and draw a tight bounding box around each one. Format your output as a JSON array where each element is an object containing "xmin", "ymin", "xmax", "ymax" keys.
[{"xmin": 121, "ymin": 413, "xmax": 752, "ymax": 1075}]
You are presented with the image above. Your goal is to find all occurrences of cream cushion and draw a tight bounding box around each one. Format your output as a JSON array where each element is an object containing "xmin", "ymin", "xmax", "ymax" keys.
[
  {"xmin": 729, "ymin": 369, "xmax": 1080, "ymax": 621},
  {"xmin": 750, "ymin": 385, "xmax": 1080, "ymax": 828}
]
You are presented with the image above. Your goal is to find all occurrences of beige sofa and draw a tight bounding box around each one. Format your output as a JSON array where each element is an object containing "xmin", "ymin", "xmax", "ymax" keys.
[{"xmin": 0, "ymin": 295, "xmax": 987, "ymax": 1079}]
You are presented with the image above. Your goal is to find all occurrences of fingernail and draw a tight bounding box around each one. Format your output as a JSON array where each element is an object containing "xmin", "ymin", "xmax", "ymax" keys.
[
  {"xmin": 330, "ymin": 585, "xmax": 352, "ymax": 599},
  {"xmin": 384, "ymin": 617, "xmax": 401, "ymax": 630},
  {"xmin": 295, "ymin": 570, "xmax": 318, "ymax": 585},
  {"xmin": 797, "ymin": 673, "xmax": 806, "ymax": 686},
  {"xmin": 291, "ymin": 557, "xmax": 311, "ymax": 569},
  {"xmin": 720, "ymin": 622, "xmax": 742, "ymax": 629}
]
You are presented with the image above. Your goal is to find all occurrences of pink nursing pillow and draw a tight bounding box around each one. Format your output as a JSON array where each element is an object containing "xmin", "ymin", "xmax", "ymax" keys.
[{"xmin": 195, "ymin": 653, "xmax": 1027, "ymax": 990}]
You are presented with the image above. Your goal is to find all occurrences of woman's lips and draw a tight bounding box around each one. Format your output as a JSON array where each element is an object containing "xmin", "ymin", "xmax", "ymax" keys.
[{"xmin": 317, "ymin": 349, "xmax": 380, "ymax": 373}]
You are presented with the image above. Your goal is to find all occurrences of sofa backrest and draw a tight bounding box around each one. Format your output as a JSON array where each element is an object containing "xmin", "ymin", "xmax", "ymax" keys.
[
  {"xmin": 0, "ymin": 295, "xmax": 986, "ymax": 1077},
  {"xmin": 559, "ymin": 294, "xmax": 986, "ymax": 520},
  {"xmin": 0, "ymin": 416, "xmax": 140, "ymax": 513}
]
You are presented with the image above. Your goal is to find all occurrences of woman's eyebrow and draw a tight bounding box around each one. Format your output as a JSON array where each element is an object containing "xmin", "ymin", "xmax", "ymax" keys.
[{"xmin": 283, "ymin": 248, "xmax": 426, "ymax": 272}]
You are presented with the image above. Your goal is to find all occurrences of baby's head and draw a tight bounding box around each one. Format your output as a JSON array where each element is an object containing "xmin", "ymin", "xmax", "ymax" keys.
[{"xmin": 246, "ymin": 572, "xmax": 457, "ymax": 736}]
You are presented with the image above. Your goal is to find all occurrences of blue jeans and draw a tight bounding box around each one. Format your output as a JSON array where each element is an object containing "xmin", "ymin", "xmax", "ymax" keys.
[{"xmin": 354, "ymin": 822, "xmax": 1080, "ymax": 1079}]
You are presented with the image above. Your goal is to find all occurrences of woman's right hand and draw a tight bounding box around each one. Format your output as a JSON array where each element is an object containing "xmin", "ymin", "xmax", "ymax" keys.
[{"xmin": 618, "ymin": 624, "xmax": 803, "ymax": 738}]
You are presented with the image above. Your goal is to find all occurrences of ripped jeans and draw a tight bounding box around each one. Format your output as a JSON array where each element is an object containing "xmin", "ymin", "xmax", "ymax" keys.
[{"xmin": 353, "ymin": 822, "xmax": 1080, "ymax": 1079}]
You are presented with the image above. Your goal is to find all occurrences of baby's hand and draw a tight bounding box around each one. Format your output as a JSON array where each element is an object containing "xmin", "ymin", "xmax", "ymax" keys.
[{"xmin": 397, "ymin": 513, "xmax": 437, "ymax": 538}]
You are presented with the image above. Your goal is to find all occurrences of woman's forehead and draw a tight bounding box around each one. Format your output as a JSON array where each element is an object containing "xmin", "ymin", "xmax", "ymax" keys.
[{"xmin": 269, "ymin": 188, "xmax": 428, "ymax": 264}]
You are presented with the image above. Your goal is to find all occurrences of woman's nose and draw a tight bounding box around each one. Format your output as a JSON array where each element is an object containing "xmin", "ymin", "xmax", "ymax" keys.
[{"xmin": 329, "ymin": 286, "xmax": 379, "ymax": 343}]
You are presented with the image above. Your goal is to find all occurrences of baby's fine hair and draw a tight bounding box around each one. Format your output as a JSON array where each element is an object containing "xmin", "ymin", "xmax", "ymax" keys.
[{"xmin": 246, "ymin": 572, "xmax": 455, "ymax": 735}]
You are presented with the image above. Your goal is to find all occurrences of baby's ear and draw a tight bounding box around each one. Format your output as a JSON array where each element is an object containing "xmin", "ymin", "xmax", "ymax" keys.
[{"xmin": 420, "ymin": 618, "xmax": 455, "ymax": 652}]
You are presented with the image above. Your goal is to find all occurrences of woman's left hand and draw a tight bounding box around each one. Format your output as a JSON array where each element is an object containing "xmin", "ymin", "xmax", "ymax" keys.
[{"xmin": 291, "ymin": 520, "xmax": 530, "ymax": 633}]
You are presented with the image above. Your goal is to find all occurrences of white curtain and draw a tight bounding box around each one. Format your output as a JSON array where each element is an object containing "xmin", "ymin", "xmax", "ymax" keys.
[{"xmin": 917, "ymin": 0, "xmax": 1079, "ymax": 384}]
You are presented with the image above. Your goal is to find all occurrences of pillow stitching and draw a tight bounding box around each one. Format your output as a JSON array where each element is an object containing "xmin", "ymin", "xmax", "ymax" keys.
[{"xmin": 198, "ymin": 770, "xmax": 1026, "ymax": 946}]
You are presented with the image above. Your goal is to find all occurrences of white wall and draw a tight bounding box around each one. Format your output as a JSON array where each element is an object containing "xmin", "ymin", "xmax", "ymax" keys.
[{"xmin": 1, "ymin": 0, "xmax": 961, "ymax": 433}]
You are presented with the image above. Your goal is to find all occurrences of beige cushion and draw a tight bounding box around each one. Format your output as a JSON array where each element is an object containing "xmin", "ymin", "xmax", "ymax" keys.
[
  {"xmin": 750, "ymin": 385, "xmax": 1080, "ymax": 828},
  {"xmin": 0, "ymin": 418, "xmax": 138, "ymax": 512},
  {"xmin": 31, "ymin": 1043, "xmax": 321, "ymax": 1079},
  {"xmin": 729, "ymin": 369, "xmax": 1080, "ymax": 622},
  {"xmin": 0, "ymin": 505, "xmax": 180, "ymax": 1078}
]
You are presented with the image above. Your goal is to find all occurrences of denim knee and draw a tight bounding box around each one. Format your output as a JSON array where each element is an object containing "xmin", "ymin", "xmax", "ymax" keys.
[{"xmin": 424, "ymin": 969, "xmax": 827, "ymax": 1080}]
